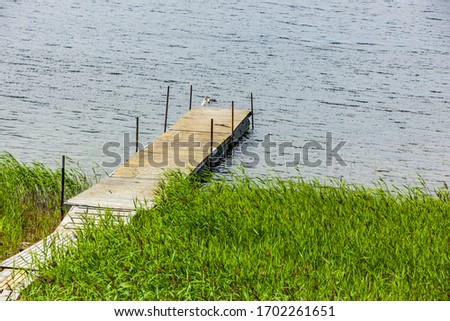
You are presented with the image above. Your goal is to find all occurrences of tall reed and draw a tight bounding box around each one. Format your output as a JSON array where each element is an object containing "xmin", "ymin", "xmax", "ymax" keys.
[
  {"xmin": 22, "ymin": 170, "xmax": 450, "ymax": 300},
  {"xmin": 0, "ymin": 152, "xmax": 94, "ymax": 261}
]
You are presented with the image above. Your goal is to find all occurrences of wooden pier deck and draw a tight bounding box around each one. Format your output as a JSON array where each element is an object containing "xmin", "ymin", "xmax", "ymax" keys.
[
  {"xmin": 0, "ymin": 106, "xmax": 251, "ymax": 300},
  {"xmin": 66, "ymin": 107, "xmax": 251, "ymax": 210}
]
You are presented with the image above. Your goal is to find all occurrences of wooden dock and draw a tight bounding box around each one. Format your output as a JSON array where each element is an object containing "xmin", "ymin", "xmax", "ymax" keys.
[
  {"xmin": 0, "ymin": 106, "xmax": 251, "ymax": 300},
  {"xmin": 66, "ymin": 107, "xmax": 251, "ymax": 210}
]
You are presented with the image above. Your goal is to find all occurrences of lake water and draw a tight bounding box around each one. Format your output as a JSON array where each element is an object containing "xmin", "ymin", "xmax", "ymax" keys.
[{"xmin": 1, "ymin": 0, "xmax": 449, "ymax": 188}]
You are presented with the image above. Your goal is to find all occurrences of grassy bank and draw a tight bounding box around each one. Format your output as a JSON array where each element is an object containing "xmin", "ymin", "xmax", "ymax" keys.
[
  {"xmin": 21, "ymin": 171, "xmax": 449, "ymax": 300},
  {"xmin": 0, "ymin": 152, "xmax": 93, "ymax": 261}
]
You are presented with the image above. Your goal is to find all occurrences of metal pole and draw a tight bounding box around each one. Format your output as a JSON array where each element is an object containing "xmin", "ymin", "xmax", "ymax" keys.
[
  {"xmin": 164, "ymin": 86, "xmax": 170, "ymax": 133},
  {"xmin": 210, "ymin": 118, "xmax": 214, "ymax": 167},
  {"xmin": 251, "ymin": 92, "xmax": 254, "ymax": 130},
  {"xmin": 189, "ymin": 85, "xmax": 193, "ymax": 110},
  {"xmin": 135, "ymin": 116, "xmax": 139, "ymax": 153},
  {"xmin": 231, "ymin": 101, "xmax": 235, "ymax": 146},
  {"xmin": 60, "ymin": 155, "xmax": 65, "ymax": 219}
]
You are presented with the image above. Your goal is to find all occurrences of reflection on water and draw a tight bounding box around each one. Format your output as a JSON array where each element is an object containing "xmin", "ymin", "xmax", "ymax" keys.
[{"xmin": 0, "ymin": 0, "xmax": 449, "ymax": 187}]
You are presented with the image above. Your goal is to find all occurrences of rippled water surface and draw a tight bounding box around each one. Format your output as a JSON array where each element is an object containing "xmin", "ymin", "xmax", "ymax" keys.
[{"xmin": 1, "ymin": 0, "xmax": 449, "ymax": 187}]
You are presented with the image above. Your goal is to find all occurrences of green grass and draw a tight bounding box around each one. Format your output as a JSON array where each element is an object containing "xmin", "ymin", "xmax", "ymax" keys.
[
  {"xmin": 21, "ymin": 170, "xmax": 450, "ymax": 300},
  {"xmin": 0, "ymin": 152, "xmax": 94, "ymax": 261}
]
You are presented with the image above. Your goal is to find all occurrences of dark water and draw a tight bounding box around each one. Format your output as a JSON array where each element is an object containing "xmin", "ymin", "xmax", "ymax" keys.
[{"xmin": 1, "ymin": 0, "xmax": 449, "ymax": 187}]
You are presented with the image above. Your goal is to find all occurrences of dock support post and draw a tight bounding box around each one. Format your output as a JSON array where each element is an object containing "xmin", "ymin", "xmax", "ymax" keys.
[
  {"xmin": 135, "ymin": 116, "xmax": 139, "ymax": 153},
  {"xmin": 60, "ymin": 155, "xmax": 65, "ymax": 219},
  {"xmin": 210, "ymin": 118, "xmax": 214, "ymax": 167},
  {"xmin": 251, "ymin": 93, "xmax": 254, "ymax": 130},
  {"xmin": 231, "ymin": 101, "xmax": 235, "ymax": 147},
  {"xmin": 189, "ymin": 85, "xmax": 193, "ymax": 110},
  {"xmin": 164, "ymin": 86, "xmax": 170, "ymax": 133}
]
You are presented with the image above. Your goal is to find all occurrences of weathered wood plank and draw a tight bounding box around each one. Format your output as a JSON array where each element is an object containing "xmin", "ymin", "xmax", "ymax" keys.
[
  {"xmin": 0, "ymin": 269, "xmax": 27, "ymax": 291},
  {"xmin": 0, "ymin": 269, "xmax": 14, "ymax": 287},
  {"xmin": 68, "ymin": 207, "xmax": 134, "ymax": 217},
  {"xmin": 58, "ymin": 210, "xmax": 133, "ymax": 230},
  {"xmin": 0, "ymin": 232, "xmax": 76, "ymax": 270},
  {"xmin": 0, "ymin": 269, "xmax": 32, "ymax": 301},
  {"xmin": 146, "ymin": 130, "xmax": 230, "ymax": 154},
  {"xmin": 172, "ymin": 107, "xmax": 249, "ymax": 133},
  {"xmin": 65, "ymin": 177, "xmax": 159, "ymax": 210}
]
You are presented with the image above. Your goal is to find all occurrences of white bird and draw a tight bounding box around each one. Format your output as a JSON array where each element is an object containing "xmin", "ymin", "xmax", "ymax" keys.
[{"xmin": 202, "ymin": 96, "xmax": 217, "ymax": 106}]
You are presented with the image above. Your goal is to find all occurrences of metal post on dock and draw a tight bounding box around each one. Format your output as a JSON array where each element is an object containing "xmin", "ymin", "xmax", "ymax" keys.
[
  {"xmin": 60, "ymin": 155, "xmax": 65, "ymax": 219},
  {"xmin": 135, "ymin": 116, "xmax": 139, "ymax": 153},
  {"xmin": 210, "ymin": 118, "xmax": 214, "ymax": 167},
  {"xmin": 251, "ymin": 92, "xmax": 254, "ymax": 130},
  {"xmin": 231, "ymin": 101, "xmax": 235, "ymax": 147},
  {"xmin": 189, "ymin": 85, "xmax": 193, "ymax": 110},
  {"xmin": 164, "ymin": 86, "xmax": 170, "ymax": 133}
]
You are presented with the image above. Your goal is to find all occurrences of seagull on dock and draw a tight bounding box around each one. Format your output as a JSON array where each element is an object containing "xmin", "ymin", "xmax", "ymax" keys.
[{"xmin": 202, "ymin": 96, "xmax": 217, "ymax": 106}]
